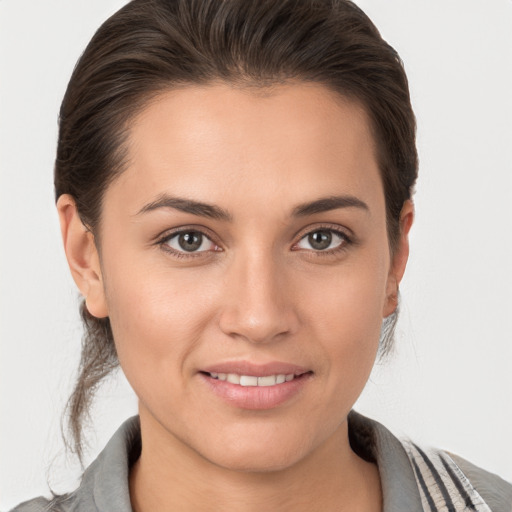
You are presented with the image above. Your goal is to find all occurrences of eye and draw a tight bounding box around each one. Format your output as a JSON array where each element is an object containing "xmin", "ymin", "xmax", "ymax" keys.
[
  {"xmin": 295, "ymin": 229, "xmax": 347, "ymax": 251},
  {"xmin": 163, "ymin": 230, "xmax": 218, "ymax": 254}
]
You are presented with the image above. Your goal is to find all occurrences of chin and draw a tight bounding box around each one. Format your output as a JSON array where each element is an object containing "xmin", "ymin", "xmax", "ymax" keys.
[{"xmin": 189, "ymin": 423, "xmax": 322, "ymax": 474}]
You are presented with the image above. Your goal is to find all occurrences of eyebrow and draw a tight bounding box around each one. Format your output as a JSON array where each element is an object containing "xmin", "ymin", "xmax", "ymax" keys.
[
  {"xmin": 136, "ymin": 194, "xmax": 232, "ymax": 221},
  {"xmin": 136, "ymin": 193, "xmax": 368, "ymax": 220},
  {"xmin": 292, "ymin": 195, "xmax": 369, "ymax": 216}
]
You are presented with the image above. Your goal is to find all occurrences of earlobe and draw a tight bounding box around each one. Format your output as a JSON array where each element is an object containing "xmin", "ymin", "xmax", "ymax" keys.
[
  {"xmin": 383, "ymin": 200, "xmax": 414, "ymax": 318},
  {"xmin": 383, "ymin": 278, "xmax": 399, "ymax": 318},
  {"xmin": 57, "ymin": 194, "xmax": 109, "ymax": 318}
]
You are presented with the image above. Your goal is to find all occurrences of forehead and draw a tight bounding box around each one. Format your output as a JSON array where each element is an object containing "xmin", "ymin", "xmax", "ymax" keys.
[{"xmin": 112, "ymin": 82, "xmax": 383, "ymax": 215}]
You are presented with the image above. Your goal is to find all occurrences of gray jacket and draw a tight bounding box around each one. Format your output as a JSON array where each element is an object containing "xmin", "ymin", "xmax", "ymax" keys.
[{"xmin": 11, "ymin": 412, "xmax": 512, "ymax": 511}]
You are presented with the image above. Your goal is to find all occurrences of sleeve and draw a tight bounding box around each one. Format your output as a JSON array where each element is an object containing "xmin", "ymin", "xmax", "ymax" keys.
[{"xmin": 449, "ymin": 453, "xmax": 512, "ymax": 512}]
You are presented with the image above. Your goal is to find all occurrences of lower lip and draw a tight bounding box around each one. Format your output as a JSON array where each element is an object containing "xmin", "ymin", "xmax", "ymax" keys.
[{"xmin": 199, "ymin": 373, "xmax": 312, "ymax": 410}]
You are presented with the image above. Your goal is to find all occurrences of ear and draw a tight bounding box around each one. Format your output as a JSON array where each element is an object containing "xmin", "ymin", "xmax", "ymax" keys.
[
  {"xmin": 383, "ymin": 200, "xmax": 414, "ymax": 317},
  {"xmin": 57, "ymin": 194, "xmax": 109, "ymax": 318}
]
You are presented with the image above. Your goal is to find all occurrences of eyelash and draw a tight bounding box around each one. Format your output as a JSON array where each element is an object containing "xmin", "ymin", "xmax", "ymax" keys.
[
  {"xmin": 155, "ymin": 224, "xmax": 353, "ymax": 259},
  {"xmin": 292, "ymin": 225, "xmax": 353, "ymax": 257},
  {"xmin": 155, "ymin": 226, "xmax": 221, "ymax": 259}
]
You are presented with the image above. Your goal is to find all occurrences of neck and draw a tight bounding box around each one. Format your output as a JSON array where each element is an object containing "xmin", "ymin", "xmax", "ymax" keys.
[{"xmin": 129, "ymin": 409, "xmax": 382, "ymax": 512}]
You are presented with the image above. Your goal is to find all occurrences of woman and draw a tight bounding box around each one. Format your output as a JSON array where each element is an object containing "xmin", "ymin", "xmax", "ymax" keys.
[{"xmin": 8, "ymin": 0, "xmax": 512, "ymax": 510}]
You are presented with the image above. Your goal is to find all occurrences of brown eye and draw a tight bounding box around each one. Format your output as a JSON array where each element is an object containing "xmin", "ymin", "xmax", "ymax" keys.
[
  {"xmin": 164, "ymin": 230, "xmax": 217, "ymax": 253},
  {"xmin": 178, "ymin": 232, "xmax": 203, "ymax": 251},
  {"xmin": 308, "ymin": 231, "xmax": 332, "ymax": 250},
  {"xmin": 296, "ymin": 229, "xmax": 346, "ymax": 252}
]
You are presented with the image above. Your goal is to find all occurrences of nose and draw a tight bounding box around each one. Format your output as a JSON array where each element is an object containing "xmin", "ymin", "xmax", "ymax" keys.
[{"xmin": 218, "ymin": 252, "xmax": 299, "ymax": 344}]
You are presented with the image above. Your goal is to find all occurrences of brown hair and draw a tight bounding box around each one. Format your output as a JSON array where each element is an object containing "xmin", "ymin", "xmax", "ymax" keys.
[{"xmin": 56, "ymin": 0, "xmax": 418, "ymax": 460}]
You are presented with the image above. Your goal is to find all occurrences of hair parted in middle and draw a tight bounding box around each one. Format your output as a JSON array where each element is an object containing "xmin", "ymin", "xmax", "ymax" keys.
[{"xmin": 55, "ymin": 0, "xmax": 418, "ymax": 460}]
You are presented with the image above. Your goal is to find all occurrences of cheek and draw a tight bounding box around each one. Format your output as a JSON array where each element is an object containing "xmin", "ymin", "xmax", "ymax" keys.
[
  {"xmin": 302, "ymin": 249, "xmax": 389, "ymax": 383},
  {"xmin": 305, "ymin": 251, "xmax": 389, "ymax": 336},
  {"xmin": 317, "ymin": 282, "xmax": 384, "ymax": 372},
  {"xmin": 103, "ymin": 260, "xmax": 220, "ymax": 384}
]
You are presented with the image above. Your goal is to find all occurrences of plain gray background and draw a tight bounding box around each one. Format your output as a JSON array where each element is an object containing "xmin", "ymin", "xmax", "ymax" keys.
[{"xmin": 1, "ymin": 0, "xmax": 511, "ymax": 508}]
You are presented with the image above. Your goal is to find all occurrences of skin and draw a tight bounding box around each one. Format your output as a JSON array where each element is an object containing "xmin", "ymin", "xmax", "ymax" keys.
[{"xmin": 58, "ymin": 83, "xmax": 413, "ymax": 511}]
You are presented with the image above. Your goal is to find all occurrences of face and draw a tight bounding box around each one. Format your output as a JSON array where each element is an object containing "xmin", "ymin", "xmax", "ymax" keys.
[{"xmin": 67, "ymin": 83, "xmax": 410, "ymax": 472}]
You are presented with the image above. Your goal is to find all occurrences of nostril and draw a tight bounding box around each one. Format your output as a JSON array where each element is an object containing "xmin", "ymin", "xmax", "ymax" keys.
[{"xmin": 218, "ymin": 313, "xmax": 294, "ymax": 344}]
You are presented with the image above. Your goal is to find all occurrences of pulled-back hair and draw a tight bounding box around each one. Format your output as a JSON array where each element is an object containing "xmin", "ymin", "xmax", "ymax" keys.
[{"xmin": 56, "ymin": 0, "xmax": 418, "ymax": 460}]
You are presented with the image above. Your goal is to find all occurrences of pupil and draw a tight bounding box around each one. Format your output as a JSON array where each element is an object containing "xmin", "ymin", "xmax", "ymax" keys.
[
  {"xmin": 309, "ymin": 231, "xmax": 332, "ymax": 250},
  {"xmin": 178, "ymin": 232, "xmax": 202, "ymax": 251}
]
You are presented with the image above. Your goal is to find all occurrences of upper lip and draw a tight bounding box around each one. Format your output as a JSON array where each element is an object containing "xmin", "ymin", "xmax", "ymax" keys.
[{"xmin": 200, "ymin": 361, "xmax": 311, "ymax": 377}]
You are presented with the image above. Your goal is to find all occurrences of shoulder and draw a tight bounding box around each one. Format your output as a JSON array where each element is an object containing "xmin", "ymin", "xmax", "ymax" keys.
[
  {"xmin": 9, "ymin": 497, "xmax": 49, "ymax": 512},
  {"xmin": 403, "ymin": 441, "xmax": 512, "ymax": 512},
  {"xmin": 8, "ymin": 495, "xmax": 72, "ymax": 512},
  {"xmin": 349, "ymin": 411, "xmax": 512, "ymax": 512},
  {"xmin": 8, "ymin": 416, "xmax": 140, "ymax": 512},
  {"xmin": 450, "ymin": 451, "xmax": 512, "ymax": 512}
]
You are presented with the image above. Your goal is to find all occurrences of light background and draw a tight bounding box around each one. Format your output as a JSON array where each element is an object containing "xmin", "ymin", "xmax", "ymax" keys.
[{"xmin": 1, "ymin": 0, "xmax": 511, "ymax": 508}]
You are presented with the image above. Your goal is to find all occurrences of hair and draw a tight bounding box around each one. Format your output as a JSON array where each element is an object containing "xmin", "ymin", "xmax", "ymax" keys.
[{"xmin": 55, "ymin": 0, "xmax": 418, "ymax": 461}]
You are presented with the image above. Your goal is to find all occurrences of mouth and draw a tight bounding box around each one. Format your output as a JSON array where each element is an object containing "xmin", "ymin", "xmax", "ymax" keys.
[
  {"xmin": 198, "ymin": 365, "xmax": 313, "ymax": 409},
  {"xmin": 201, "ymin": 371, "xmax": 310, "ymax": 387}
]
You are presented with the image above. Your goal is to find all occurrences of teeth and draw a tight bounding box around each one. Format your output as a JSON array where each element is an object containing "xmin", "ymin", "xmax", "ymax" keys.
[
  {"xmin": 226, "ymin": 373, "xmax": 240, "ymax": 384},
  {"xmin": 209, "ymin": 372, "xmax": 297, "ymax": 386},
  {"xmin": 258, "ymin": 375, "xmax": 276, "ymax": 386},
  {"xmin": 240, "ymin": 375, "xmax": 258, "ymax": 386}
]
